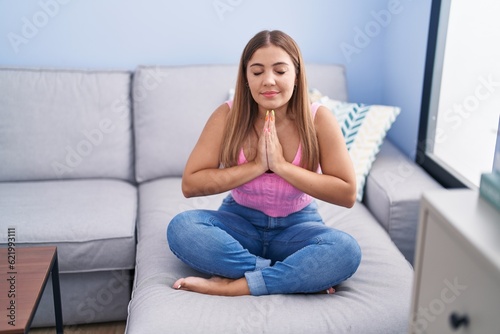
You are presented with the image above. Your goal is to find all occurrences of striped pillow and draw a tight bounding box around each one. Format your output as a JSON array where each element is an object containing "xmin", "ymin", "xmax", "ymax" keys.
[{"xmin": 311, "ymin": 90, "xmax": 400, "ymax": 201}]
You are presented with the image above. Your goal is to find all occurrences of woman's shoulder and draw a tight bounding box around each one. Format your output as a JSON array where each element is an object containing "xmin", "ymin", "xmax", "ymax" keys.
[
  {"xmin": 203, "ymin": 102, "xmax": 231, "ymax": 128},
  {"xmin": 310, "ymin": 101, "xmax": 322, "ymax": 115},
  {"xmin": 310, "ymin": 102, "xmax": 330, "ymax": 120},
  {"xmin": 213, "ymin": 101, "xmax": 231, "ymax": 115},
  {"xmin": 312, "ymin": 104, "xmax": 339, "ymax": 134}
]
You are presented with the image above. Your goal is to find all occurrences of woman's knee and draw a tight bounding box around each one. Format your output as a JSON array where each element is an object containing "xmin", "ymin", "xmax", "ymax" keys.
[
  {"xmin": 167, "ymin": 211, "xmax": 184, "ymax": 238},
  {"xmin": 323, "ymin": 230, "xmax": 362, "ymax": 272},
  {"xmin": 166, "ymin": 210, "xmax": 200, "ymax": 251},
  {"xmin": 339, "ymin": 231, "xmax": 361, "ymax": 273}
]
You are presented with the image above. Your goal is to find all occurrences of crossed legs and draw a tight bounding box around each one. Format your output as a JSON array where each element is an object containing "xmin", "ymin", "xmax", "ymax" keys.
[{"xmin": 167, "ymin": 206, "xmax": 361, "ymax": 296}]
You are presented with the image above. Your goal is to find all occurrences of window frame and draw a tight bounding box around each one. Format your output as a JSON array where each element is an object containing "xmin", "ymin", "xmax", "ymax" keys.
[{"xmin": 416, "ymin": 0, "xmax": 467, "ymax": 189}]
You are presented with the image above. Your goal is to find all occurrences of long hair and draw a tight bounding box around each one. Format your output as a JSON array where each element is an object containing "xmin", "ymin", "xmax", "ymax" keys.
[{"xmin": 219, "ymin": 30, "xmax": 319, "ymax": 171}]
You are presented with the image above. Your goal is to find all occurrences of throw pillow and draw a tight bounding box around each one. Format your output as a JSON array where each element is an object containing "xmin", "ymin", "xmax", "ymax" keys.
[{"xmin": 311, "ymin": 89, "xmax": 400, "ymax": 201}]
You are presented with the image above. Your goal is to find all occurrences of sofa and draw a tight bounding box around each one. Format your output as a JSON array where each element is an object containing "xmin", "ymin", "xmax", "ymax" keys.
[{"xmin": 0, "ymin": 64, "xmax": 441, "ymax": 333}]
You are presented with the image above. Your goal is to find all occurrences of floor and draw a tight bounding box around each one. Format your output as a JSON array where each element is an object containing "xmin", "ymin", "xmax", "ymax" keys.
[{"xmin": 30, "ymin": 321, "xmax": 126, "ymax": 334}]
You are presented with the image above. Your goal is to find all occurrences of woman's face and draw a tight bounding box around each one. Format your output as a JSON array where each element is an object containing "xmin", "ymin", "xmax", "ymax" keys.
[{"xmin": 246, "ymin": 45, "xmax": 297, "ymax": 113}]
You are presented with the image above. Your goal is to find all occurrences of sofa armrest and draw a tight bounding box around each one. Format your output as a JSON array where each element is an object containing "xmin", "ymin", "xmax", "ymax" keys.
[{"xmin": 363, "ymin": 140, "xmax": 442, "ymax": 265}]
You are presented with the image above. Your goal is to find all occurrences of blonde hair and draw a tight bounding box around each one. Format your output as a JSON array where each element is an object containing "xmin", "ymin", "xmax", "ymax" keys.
[{"xmin": 220, "ymin": 30, "xmax": 319, "ymax": 171}]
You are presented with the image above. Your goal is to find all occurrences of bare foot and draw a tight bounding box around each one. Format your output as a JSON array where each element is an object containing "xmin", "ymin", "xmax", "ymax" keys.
[
  {"xmin": 322, "ymin": 287, "xmax": 335, "ymax": 294},
  {"xmin": 173, "ymin": 276, "xmax": 250, "ymax": 296}
]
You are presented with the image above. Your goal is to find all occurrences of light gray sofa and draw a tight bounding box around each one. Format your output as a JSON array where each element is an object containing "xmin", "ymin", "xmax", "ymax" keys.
[{"xmin": 0, "ymin": 64, "xmax": 441, "ymax": 332}]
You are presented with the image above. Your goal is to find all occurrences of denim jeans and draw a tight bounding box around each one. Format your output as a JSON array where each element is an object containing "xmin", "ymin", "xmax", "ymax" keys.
[{"xmin": 167, "ymin": 194, "xmax": 361, "ymax": 296}]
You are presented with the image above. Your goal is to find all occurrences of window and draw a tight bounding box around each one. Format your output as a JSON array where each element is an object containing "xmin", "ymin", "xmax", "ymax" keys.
[{"xmin": 417, "ymin": 0, "xmax": 500, "ymax": 189}]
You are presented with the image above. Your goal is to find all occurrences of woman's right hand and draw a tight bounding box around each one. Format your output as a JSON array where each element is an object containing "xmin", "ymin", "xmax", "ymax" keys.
[
  {"xmin": 254, "ymin": 111, "xmax": 270, "ymax": 172},
  {"xmin": 182, "ymin": 103, "xmax": 269, "ymax": 197}
]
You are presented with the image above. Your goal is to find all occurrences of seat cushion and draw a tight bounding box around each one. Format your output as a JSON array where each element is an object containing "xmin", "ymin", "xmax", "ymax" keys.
[
  {"xmin": 0, "ymin": 68, "xmax": 134, "ymax": 182},
  {"xmin": 126, "ymin": 178, "xmax": 413, "ymax": 334},
  {"xmin": 34, "ymin": 270, "xmax": 133, "ymax": 327},
  {"xmin": 0, "ymin": 179, "xmax": 137, "ymax": 273}
]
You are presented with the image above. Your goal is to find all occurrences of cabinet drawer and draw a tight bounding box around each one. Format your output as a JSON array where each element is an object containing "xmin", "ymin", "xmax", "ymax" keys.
[{"xmin": 412, "ymin": 209, "xmax": 500, "ymax": 333}]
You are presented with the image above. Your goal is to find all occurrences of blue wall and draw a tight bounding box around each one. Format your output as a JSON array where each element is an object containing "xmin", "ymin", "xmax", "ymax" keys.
[
  {"xmin": 382, "ymin": 0, "xmax": 432, "ymax": 159},
  {"xmin": 0, "ymin": 0, "xmax": 432, "ymax": 159}
]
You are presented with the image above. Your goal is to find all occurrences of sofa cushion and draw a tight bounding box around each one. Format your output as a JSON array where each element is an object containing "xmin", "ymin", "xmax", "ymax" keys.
[
  {"xmin": 0, "ymin": 68, "xmax": 134, "ymax": 182},
  {"xmin": 126, "ymin": 178, "xmax": 413, "ymax": 334},
  {"xmin": 303, "ymin": 64, "xmax": 349, "ymax": 102},
  {"xmin": 364, "ymin": 140, "xmax": 442, "ymax": 264},
  {"xmin": 0, "ymin": 179, "xmax": 137, "ymax": 273},
  {"xmin": 133, "ymin": 65, "xmax": 239, "ymax": 183}
]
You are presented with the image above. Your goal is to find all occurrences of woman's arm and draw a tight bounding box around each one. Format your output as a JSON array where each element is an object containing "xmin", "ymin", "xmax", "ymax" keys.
[
  {"xmin": 268, "ymin": 106, "xmax": 357, "ymax": 207},
  {"xmin": 181, "ymin": 103, "xmax": 268, "ymax": 198}
]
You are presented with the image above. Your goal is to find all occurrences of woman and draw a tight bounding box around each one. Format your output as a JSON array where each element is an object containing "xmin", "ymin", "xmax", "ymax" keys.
[{"xmin": 167, "ymin": 30, "xmax": 361, "ymax": 296}]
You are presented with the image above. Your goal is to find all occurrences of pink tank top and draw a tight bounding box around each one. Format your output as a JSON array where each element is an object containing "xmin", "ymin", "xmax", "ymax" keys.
[{"xmin": 226, "ymin": 101, "xmax": 321, "ymax": 217}]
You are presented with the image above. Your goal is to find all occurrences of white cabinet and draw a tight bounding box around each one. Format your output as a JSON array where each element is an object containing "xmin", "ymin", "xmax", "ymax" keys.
[{"xmin": 409, "ymin": 189, "xmax": 500, "ymax": 333}]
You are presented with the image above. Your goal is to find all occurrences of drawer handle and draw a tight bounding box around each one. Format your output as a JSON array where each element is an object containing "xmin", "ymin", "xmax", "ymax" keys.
[{"xmin": 449, "ymin": 312, "xmax": 469, "ymax": 330}]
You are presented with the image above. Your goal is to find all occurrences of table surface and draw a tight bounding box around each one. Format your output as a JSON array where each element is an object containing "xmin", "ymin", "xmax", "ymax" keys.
[
  {"xmin": 422, "ymin": 189, "xmax": 500, "ymax": 271},
  {"xmin": 0, "ymin": 246, "xmax": 57, "ymax": 334}
]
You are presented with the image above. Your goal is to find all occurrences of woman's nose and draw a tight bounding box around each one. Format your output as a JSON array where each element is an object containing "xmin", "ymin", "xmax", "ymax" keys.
[{"xmin": 262, "ymin": 71, "xmax": 276, "ymax": 86}]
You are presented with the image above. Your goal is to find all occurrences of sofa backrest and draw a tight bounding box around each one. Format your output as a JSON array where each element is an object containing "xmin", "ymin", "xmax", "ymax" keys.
[
  {"xmin": 305, "ymin": 64, "xmax": 348, "ymax": 102},
  {"xmin": 133, "ymin": 64, "xmax": 348, "ymax": 182},
  {"xmin": 0, "ymin": 68, "xmax": 134, "ymax": 183},
  {"xmin": 133, "ymin": 65, "xmax": 237, "ymax": 183}
]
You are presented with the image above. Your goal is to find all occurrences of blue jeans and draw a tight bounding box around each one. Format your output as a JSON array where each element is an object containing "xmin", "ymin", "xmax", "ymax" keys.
[{"xmin": 167, "ymin": 194, "xmax": 361, "ymax": 296}]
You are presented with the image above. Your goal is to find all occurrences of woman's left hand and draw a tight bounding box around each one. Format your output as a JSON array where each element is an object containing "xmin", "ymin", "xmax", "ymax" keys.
[{"xmin": 265, "ymin": 110, "xmax": 285, "ymax": 172}]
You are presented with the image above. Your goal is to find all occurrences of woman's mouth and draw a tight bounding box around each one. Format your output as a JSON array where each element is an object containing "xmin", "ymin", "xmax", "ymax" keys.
[{"xmin": 262, "ymin": 91, "xmax": 279, "ymax": 98}]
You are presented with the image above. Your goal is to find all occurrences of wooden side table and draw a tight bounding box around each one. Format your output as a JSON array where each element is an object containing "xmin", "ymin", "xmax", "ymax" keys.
[{"xmin": 0, "ymin": 246, "xmax": 63, "ymax": 334}]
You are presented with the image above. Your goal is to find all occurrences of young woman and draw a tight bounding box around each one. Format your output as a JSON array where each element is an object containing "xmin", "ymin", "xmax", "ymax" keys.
[{"xmin": 167, "ymin": 30, "xmax": 361, "ymax": 296}]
